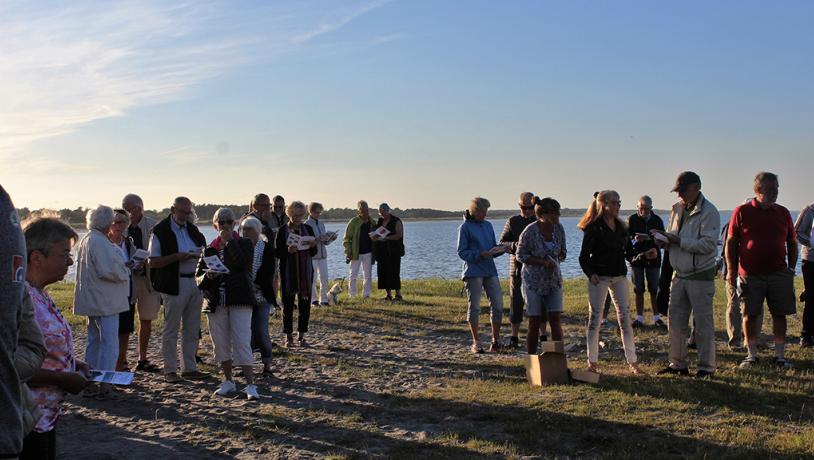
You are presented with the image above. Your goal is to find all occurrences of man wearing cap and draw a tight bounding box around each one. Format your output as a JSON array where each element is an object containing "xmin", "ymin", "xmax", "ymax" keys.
[
  {"xmin": 499, "ymin": 192, "xmax": 538, "ymax": 348},
  {"xmin": 148, "ymin": 197, "xmax": 209, "ymax": 383},
  {"xmin": 656, "ymin": 171, "xmax": 720, "ymax": 378},
  {"xmin": 728, "ymin": 172, "xmax": 797, "ymax": 368},
  {"xmin": 122, "ymin": 194, "xmax": 162, "ymax": 372}
]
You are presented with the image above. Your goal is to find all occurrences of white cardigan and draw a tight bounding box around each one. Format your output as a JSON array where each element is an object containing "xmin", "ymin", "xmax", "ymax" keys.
[{"xmin": 73, "ymin": 229, "xmax": 131, "ymax": 317}]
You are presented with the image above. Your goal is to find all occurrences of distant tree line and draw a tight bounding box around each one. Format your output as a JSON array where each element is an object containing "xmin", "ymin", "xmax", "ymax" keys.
[{"xmin": 17, "ymin": 205, "xmax": 665, "ymax": 225}]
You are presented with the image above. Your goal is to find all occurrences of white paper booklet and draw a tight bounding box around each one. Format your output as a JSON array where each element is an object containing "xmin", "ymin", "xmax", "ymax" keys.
[
  {"xmin": 369, "ymin": 226, "xmax": 389, "ymax": 239},
  {"xmin": 287, "ymin": 233, "xmax": 315, "ymax": 250},
  {"xmin": 488, "ymin": 243, "xmax": 511, "ymax": 256},
  {"xmin": 652, "ymin": 232, "xmax": 670, "ymax": 244},
  {"xmin": 89, "ymin": 370, "xmax": 134, "ymax": 385},
  {"xmin": 203, "ymin": 255, "xmax": 230, "ymax": 274},
  {"xmin": 130, "ymin": 249, "xmax": 149, "ymax": 268}
]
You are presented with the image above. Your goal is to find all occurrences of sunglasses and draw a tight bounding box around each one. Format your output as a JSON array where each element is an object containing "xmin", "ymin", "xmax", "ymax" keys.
[{"xmin": 218, "ymin": 219, "xmax": 234, "ymax": 225}]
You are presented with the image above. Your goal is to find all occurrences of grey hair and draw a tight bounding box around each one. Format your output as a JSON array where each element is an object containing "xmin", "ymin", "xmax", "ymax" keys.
[
  {"xmin": 122, "ymin": 193, "xmax": 143, "ymax": 209},
  {"xmin": 212, "ymin": 207, "xmax": 235, "ymax": 223},
  {"xmin": 86, "ymin": 205, "xmax": 114, "ymax": 231},
  {"xmin": 519, "ymin": 192, "xmax": 534, "ymax": 204},
  {"xmin": 240, "ymin": 216, "xmax": 266, "ymax": 241},
  {"xmin": 638, "ymin": 195, "xmax": 653, "ymax": 206},
  {"xmin": 469, "ymin": 197, "xmax": 491, "ymax": 214},
  {"xmin": 23, "ymin": 217, "xmax": 78, "ymax": 261},
  {"xmin": 286, "ymin": 201, "xmax": 307, "ymax": 219}
]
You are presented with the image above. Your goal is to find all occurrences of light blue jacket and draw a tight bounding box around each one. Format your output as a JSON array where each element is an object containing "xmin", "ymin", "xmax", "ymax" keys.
[{"xmin": 457, "ymin": 212, "xmax": 501, "ymax": 279}]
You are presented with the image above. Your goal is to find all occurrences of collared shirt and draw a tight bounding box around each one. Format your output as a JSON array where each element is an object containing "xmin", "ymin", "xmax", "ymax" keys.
[
  {"xmin": 26, "ymin": 283, "xmax": 75, "ymax": 433},
  {"xmin": 729, "ymin": 198, "xmax": 796, "ymax": 276},
  {"xmin": 148, "ymin": 217, "xmax": 200, "ymax": 274}
]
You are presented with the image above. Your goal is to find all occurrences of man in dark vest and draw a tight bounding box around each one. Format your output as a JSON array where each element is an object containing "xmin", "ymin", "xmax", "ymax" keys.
[
  {"xmin": 241, "ymin": 193, "xmax": 275, "ymax": 242},
  {"xmin": 148, "ymin": 197, "xmax": 209, "ymax": 383},
  {"xmin": 499, "ymin": 192, "xmax": 538, "ymax": 349}
]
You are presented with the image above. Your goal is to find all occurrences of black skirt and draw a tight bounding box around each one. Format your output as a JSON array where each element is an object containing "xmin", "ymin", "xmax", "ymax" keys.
[{"xmin": 377, "ymin": 255, "xmax": 401, "ymax": 290}]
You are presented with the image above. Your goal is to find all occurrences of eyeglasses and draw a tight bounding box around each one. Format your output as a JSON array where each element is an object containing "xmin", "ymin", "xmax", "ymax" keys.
[
  {"xmin": 520, "ymin": 205, "xmax": 534, "ymax": 211},
  {"xmin": 218, "ymin": 219, "xmax": 234, "ymax": 225}
]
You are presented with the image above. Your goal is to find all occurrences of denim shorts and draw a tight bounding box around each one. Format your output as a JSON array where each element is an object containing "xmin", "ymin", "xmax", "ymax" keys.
[{"xmin": 522, "ymin": 285, "xmax": 563, "ymax": 316}]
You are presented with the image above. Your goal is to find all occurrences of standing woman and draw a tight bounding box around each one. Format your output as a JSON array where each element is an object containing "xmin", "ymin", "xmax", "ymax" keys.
[
  {"xmin": 197, "ymin": 208, "xmax": 258, "ymax": 400},
  {"xmin": 305, "ymin": 202, "xmax": 336, "ymax": 306},
  {"xmin": 109, "ymin": 209, "xmax": 136, "ymax": 372},
  {"xmin": 456, "ymin": 197, "xmax": 504, "ymax": 353},
  {"xmin": 240, "ymin": 216, "xmax": 276, "ymax": 377},
  {"xmin": 276, "ymin": 201, "xmax": 318, "ymax": 347},
  {"xmin": 516, "ymin": 197, "xmax": 566, "ymax": 354},
  {"xmin": 578, "ymin": 191, "xmax": 650, "ymax": 375},
  {"xmin": 73, "ymin": 206, "xmax": 130, "ymax": 394},
  {"xmin": 374, "ymin": 203, "xmax": 405, "ymax": 301}
]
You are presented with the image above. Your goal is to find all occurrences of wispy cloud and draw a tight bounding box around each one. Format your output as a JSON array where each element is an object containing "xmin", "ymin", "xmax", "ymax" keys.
[{"xmin": 0, "ymin": 0, "xmax": 392, "ymax": 155}]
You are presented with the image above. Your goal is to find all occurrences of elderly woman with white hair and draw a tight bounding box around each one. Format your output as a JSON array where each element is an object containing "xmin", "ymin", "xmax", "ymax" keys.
[
  {"xmin": 240, "ymin": 216, "xmax": 276, "ymax": 377},
  {"xmin": 73, "ymin": 205, "xmax": 131, "ymax": 394},
  {"xmin": 305, "ymin": 202, "xmax": 336, "ymax": 306},
  {"xmin": 196, "ymin": 207, "xmax": 258, "ymax": 400},
  {"xmin": 456, "ymin": 197, "xmax": 505, "ymax": 353},
  {"xmin": 275, "ymin": 201, "xmax": 318, "ymax": 347}
]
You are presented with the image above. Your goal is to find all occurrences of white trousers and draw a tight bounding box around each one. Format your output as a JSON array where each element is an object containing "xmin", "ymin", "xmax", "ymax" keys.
[
  {"xmin": 311, "ymin": 258, "xmax": 329, "ymax": 304},
  {"xmin": 349, "ymin": 253, "xmax": 373, "ymax": 298},
  {"xmin": 85, "ymin": 314, "xmax": 119, "ymax": 371},
  {"xmin": 207, "ymin": 307, "xmax": 253, "ymax": 367},
  {"xmin": 586, "ymin": 276, "xmax": 638, "ymax": 364}
]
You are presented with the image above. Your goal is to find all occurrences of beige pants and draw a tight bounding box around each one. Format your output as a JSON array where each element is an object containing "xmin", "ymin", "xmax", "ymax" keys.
[
  {"xmin": 669, "ymin": 278, "xmax": 716, "ymax": 372},
  {"xmin": 207, "ymin": 307, "xmax": 253, "ymax": 366},
  {"xmin": 161, "ymin": 278, "xmax": 202, "ymax": 374},
  {"xmin": 586, "ymin": 276, "xmax": 637, "ymax": 364}
]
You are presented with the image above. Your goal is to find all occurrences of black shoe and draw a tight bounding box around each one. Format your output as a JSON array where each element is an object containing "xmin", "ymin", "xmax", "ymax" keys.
[
  {"xmin": 800, "ymin": 290, "xmax": 807, "ymax": 302},
  {"xmin": 632, "ymin": 319, "xmax": 644, "ymax": 329},
  {"xmin": 772, "ymin": 357, "xmax": 793, "ymax": 369},
  {"xmin": 800, "ymin": 336, "xmax": 814, "ymax": 348},
  {"xmin": 657, "ymin": 366, "xmax": 690, "ymax": 376},
  {"xmin": 136, "ymin": 360, "xmax": 160, "ymax": 373},
  {"xmin": 508, "ymin": 336, "xmax": 519, "ymax": 349},
  {"xmin": 687, "ymin": 342, "xmax": 698, "ymax": 350},
  {"xmin": 540, "ymin": 335, "xmax": 548, "ymax": 342},
  {"xmin": 695, "ymin": 370, "xmax": 714, "ymax": 379}
]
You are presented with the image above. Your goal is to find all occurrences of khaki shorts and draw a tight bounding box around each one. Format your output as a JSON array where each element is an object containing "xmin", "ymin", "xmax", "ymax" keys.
[
  {"xmin": 132, "ymin": 275, "xmax": 162, "ymax": 321},
  {"xmin": 740, "ymin": 268, "xmax": 796, "ymax": 316}
]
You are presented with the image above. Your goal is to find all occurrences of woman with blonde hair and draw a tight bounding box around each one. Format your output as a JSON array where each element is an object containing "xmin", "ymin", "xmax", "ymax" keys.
[
  {"xmin": 456, "ymin": 197, "xmax": 505, "ymax": 353},
  {"xmin": 276, "ymin": 201, "xmax": 318, "ymax": 347},
  {"xmin": 578, "ymin": 191, "xmax": 652, "ymax": 375}
]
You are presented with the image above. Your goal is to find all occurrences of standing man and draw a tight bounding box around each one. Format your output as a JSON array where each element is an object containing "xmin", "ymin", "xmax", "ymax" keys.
[
  {"xmin": 148, "ymin": 197, "xmax": 209, "ymax": 383},
  {"xmin": 269, "ymin": 195, "xmax": 288, "ymax": 304},
  {"xmin": 656, "ymin": 172, "xmax": 720, "ymax": 378},
  {"xmin": 243, "ymin": 193, "xmax": 275, "ymax": 242},
  {"xmin": 627, "ymin": 195, "xmax": 666, "ymax": 328},
  {"xmin": 343, "ymin": 200, "xmax": 377, "ymax": 299},
  {"xmin": 499, "ymin": 192, "xmax": 537, "ymax": 348},
  {"xmin": 122, "ymin": 194, "xmax": 162, "ymax": 372},
  {"xmin": 794, "ymin": 199, "xmax": 814, "ymax": 348},
  {"xmin": 728, "ymin": 172, "xmax": 797, "ymax": 368}
]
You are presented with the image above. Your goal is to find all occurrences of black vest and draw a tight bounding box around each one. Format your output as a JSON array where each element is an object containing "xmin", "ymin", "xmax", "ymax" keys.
[{"xmin": 150, "ymin": 216, "xmax": 206, "ymax": 295}]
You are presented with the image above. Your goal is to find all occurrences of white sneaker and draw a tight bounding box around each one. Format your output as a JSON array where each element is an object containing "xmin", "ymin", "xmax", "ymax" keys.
[
  {"xmin": 214, "ymin": 380, "xmax": 237, "ymax": 396},
  {"xmin": 244, "ymin": 384, "xmax": 259, "ymax": 401}
]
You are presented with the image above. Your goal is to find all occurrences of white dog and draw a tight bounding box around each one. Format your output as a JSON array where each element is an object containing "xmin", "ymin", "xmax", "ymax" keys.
[{"xmin": 327, "ymin": 278, "xmax": 345, "ymax": 306}]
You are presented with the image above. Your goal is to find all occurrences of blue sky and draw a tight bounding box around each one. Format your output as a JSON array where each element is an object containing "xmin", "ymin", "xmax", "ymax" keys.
[{"xmin": 1, "ymin": 0, "xmax": 812, "ymax": 211}]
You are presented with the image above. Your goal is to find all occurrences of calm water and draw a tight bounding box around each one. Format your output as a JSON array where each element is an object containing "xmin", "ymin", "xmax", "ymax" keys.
[{"xmin": 66, "ymin": 211, "xmax": 756, "ymax": 282}]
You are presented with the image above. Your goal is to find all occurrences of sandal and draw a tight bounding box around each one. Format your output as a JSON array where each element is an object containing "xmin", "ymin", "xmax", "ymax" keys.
[
  {"xmin": 470, "ymin": 344, "xmax": 485, "ymax": 354},
  {"xmin": 629, "ymin": 362, "xmax": 647, "ymax": 376},
  {"xmin": 489, "ymin": 341, "xmax": 502, "ymax": 353},
  {"xmin": 586, "ymin": 362, "xmax": 598, "ymax": 373}
]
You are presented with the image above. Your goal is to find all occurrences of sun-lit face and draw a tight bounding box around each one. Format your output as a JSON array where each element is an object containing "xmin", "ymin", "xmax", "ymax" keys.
[
  {"xmin": 110, "ymin": 214, "xmax": 129, "ymax": 238},
  {"xmin": 756, "ymin": 179, "xmax": 779, "ymax": 205},
  {"xmin": 31, "ymin": 238, "xmax": 74, "ymax": 286},
  {"xmin": 214, "ymin": 215, "xmax": 235, "ymax": 232},
  {"xmin": 637, "ymin": 201, "xmax": 652, "ymax": 218},
  {"xmin": 603, "ymin": 196, "xmax": 621, "ymax": 219}
]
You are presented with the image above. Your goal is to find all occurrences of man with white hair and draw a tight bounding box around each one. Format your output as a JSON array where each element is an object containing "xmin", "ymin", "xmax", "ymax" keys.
[
  {"xmin": 148, "ymin": 197, "xmax": 209, "ymax": 383},
  {"xmin": 122, "ymin": 194, "xmax": 162, "ymax": 372}
]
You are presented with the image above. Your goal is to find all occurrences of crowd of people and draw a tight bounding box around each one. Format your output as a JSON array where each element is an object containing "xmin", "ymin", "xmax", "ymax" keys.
[
  {"xmin": 0, "ymin": 189, "xmax": 405, "ymax": 459},
  {"xmin": 457, "ymin": 170, "xmax": 811, "ymax": 378},
  {"xmin": 2, "ymin": 169, "xmax": 812, "ymax": 458}
]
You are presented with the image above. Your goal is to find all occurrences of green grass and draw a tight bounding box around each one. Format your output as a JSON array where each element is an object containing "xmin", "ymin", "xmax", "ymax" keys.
[{"xmin": 48, "ymin": 277, "xmax": 814, "ymax": 458}]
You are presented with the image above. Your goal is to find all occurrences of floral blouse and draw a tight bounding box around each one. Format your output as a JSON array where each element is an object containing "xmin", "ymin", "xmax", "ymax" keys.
[
  {"xmin": 516, "ymin": 221, "xmax": 566, "ymax": 296},
  {"xmin": 26, "ymin": 282, "xmax": 76, "ymax": 433}
]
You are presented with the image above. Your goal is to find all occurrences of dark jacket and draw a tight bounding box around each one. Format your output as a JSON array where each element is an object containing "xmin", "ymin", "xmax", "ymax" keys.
[
  {"xmin": 500, "ymin": 214, "xmax": 537, "ymax": 276},
  {"xmin": 579, "ymin": 218, "xmax": 634, "ymax": 277},
  {"xmin": 196, "ymin": 238, "xmax": 255, "ymax": 309},
  {"xmin": 276, "ymin": 223, "xmax": 317, "ymax": 296},
  {"xmin": 627, "ymin": 213, "xmax": 665, "ymax": 268},
  {"xmin": 254, "ymin": 240, "xmax": 277, "ymax": 305},
  {"xmin": 150, "ymin": 216, "xmax": 206, "ymax": 295},
  {"xmin": 374, "ymin": 215, "xmax": 405, "ymax": 262}
]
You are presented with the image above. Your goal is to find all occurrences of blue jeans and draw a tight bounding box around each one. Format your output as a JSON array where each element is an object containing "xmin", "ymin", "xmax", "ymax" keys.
[
  {"xmin": 251, "ymin": 302, "xmax": 274, "ymax": 364},
  {"xmin": 464, "ymin": 276, "xmax": 503, "ymax": 324},
  {"xmin": 86, "ymin": 314, "xmax": 119, "ymax": 371}
]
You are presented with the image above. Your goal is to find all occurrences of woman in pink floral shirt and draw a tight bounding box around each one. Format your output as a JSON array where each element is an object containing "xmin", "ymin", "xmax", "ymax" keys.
[{"xmin": 21, "ymin": 217, "xmax": 91, "ymax": 460}]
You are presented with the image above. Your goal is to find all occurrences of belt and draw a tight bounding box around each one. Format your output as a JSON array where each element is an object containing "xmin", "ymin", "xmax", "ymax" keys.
[{"xmin": 179, "ymin": 273, "xmax": 196, "ymax": 278}]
